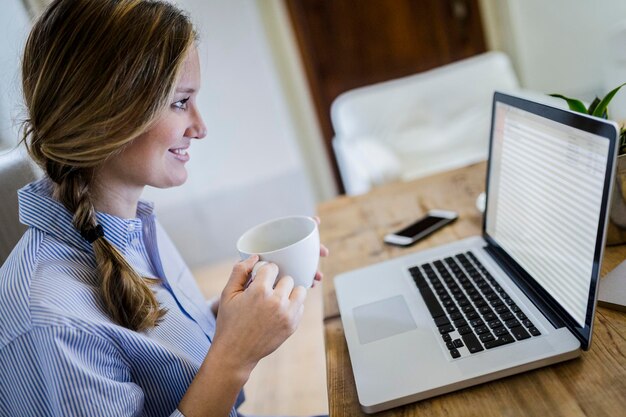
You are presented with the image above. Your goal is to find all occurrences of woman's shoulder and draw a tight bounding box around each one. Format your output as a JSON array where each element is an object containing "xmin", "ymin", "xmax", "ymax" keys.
[{"xmin": 0, "ymin": 228, "xmax": 106, "ymax": 346}]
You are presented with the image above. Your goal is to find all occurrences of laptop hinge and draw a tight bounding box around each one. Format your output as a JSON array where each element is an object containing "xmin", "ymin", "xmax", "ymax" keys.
[{"xmin": 483, "ymin": 244, "xmax": 566, "ymax": 330}]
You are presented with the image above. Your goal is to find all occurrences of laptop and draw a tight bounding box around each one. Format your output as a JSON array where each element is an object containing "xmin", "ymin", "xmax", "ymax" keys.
[{"xmin": 334, "ymin": 92, "xmax": 619, "ymax": 413}]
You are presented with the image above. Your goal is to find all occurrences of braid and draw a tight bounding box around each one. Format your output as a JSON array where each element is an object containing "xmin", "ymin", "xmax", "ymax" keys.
[{"xmin": 52, "ymin": 167, "xmax": 165, "ymax": 331}]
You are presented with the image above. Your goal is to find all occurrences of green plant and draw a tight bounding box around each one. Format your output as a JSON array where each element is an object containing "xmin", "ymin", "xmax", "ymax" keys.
[{"xmin": 550, "ymin": 82, "xmax": 626, "ymax": 155}]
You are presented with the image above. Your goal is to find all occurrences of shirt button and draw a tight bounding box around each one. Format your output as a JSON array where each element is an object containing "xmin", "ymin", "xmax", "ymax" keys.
[{"xmin": 127, "ymin": 223, "xmax": 135, "ymax": 232}]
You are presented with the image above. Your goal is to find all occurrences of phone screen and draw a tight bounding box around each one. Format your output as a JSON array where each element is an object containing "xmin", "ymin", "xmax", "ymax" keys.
[{"xmin": 395, "ymin": 216, "xmax": 449, "ymax": 238}]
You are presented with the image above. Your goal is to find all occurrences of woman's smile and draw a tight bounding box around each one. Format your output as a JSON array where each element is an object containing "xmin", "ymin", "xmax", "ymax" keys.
[{"xmin": 169, "ymin": 146, "xmax": 190, "ymax": 162}]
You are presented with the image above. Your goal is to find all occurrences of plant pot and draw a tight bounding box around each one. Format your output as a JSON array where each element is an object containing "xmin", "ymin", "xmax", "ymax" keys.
[{"xmin": 607, "ymin": 154, "xmax": 626, "ymax": 245}]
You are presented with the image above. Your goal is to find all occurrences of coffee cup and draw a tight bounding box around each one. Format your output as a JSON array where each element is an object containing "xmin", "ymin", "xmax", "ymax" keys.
[{"xmin": 236, "ymin": 215, "xmax": 320, "ymax": 288}]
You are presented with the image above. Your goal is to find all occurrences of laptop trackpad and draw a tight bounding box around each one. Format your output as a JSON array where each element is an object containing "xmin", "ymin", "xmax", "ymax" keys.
[{"xmin": 353, "ymin": 295, "xmax": 417, "ymax": 344}]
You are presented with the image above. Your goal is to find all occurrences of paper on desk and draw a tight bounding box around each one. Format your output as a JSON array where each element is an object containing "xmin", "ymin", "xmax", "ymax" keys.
[{"xmin": 597, "ymin": 260, "xmax": 626, "ymax": 311}]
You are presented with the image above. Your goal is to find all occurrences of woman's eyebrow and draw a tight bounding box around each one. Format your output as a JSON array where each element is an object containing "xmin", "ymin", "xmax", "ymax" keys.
[{"xmin": 176, "ymin": 87, "xmax": 196, "ymax": 93}]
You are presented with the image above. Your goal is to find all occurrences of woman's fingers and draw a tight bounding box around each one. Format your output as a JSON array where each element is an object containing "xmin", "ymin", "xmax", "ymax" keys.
[
  {"xmin": 249, "ymin": 262, "xmax": 279, "ymax": 293},
  {"xmin": 223, "ymin": 255, "xmax": 259, "ymax": 294},
  {"xmin": 289, "ymin": 285, "xmax": 307, "ymax": 305},
  {"xmin": 274, "ymin": 275, "xmax": 295, "ymax": 299}
]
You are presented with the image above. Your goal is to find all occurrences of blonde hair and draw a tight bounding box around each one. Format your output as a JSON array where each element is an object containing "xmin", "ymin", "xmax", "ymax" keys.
[{"xmin": 21, "ymin": 0, "xmax": 197, "ymax": 331}]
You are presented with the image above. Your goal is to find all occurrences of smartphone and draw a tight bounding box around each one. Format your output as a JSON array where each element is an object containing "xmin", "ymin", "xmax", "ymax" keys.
[{"xmin": 383, "ymin": 210, "xmax": 458, "ymax": 246}]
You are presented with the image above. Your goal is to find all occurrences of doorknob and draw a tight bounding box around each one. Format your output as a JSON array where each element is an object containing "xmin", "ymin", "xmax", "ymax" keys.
[{"xmin": 450, "ymin": 0, "xmax": 469, "ymax": 21}]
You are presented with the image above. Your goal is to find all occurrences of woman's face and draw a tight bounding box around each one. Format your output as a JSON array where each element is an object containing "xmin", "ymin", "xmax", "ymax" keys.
[{"xmin": 99, "ymin": 47, "xmax": 206, "ymax": 193}]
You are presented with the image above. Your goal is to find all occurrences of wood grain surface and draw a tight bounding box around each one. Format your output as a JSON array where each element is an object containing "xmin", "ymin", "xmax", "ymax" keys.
[{"xmin": 318, "ymin": 162, "xmax": 626, "ymax": 417}]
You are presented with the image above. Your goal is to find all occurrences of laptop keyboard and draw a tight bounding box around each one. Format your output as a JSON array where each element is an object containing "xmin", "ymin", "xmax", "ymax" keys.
[{"xmin": 409, "ymin": 251, "xmax": 541, "ymax": 359}]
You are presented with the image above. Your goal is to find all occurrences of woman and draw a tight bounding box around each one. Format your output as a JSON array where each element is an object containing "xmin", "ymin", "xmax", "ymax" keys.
[{"xmin": 0, "ymin": 0, "xmax": 327, "ymax": 416}]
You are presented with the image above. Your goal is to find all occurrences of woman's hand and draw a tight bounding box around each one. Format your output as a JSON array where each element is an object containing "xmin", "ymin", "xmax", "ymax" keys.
[
  {"xmin": 312, "ymin": 216, "xmax": 329, "ymax": 288},
  {"xmin": 210, "ymin": 256, "xmax": 307, "ymax": 376}
]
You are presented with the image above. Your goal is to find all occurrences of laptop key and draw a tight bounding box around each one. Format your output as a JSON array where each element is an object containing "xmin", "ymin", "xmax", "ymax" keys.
[
  {"xmin": 488, "ymin": 320, "xmax": 502, "ymax": 329},
  {"xmin": 453, "ymin": 339, "xmax": 464, "ymax": 348},
  {"xmin": 522, "ymin": 319, "xmax": 534, "ymax": 328},
  {"xmin": 461, "ymin": 333, "xmax": 484, "ymax": 353},
  {"xmin": 462, "ymin": 305, "xmax": 475, "ymax": 313},
  {"xmin": 483, "ymin": 312, "xmax": 497, "ymax": 322},
  {"xmin": 439, "ymin": 325, "xmax": 454, "ymax": 334},
  {"xmin": 505, "ymin": 319, "xmax": 521, "ymax": 328},
  {"xmin": 479, "ymin": 306, "xmax": 492, "ymax": 315},
  {"xmin": 479, "ymin": 333, "xmax": 495, "ymax": 343},
  {"xmin": 495, "ymin": 305, "xmax": 509, "ymax": 314},
  {"xmin": 449, "ymin": 312, "xmax": 463, "ymax": 321},
  {"xmin": 493, "ymin": 327, "xmax": 509, "ymax": 337},
  {"xmin": 500, "ymin": 312, "xmax": 514, "ymax": 321},
  {"xmin": 484, "ymin": 334, "xmax": 515, "ymax": 349},
  {"xmin": 449, "ymin": 348, "xmax": 461, "ymax": 359},
  {"xmin": 528, "ymin": 327, "xmax": 541, "ymax": 336},
  {"xmin": 446, "ymin": 305, "xmax": 460, "ymax": 314},
  {"xmin": 446, "ymin": 341, "xmax": 455, "ymax": 350},
  {"xmin": 490, "ymin": 299, "xmax": 504, "ymax": 307},
  {"xmin": 511, "ymin": 326, "xmax": 531, "ymax": 340},
  {"xmin": 417, "ymin": 283, "xmax": 446, "ymax": 318},
  {"xmin": 474, "ymin": 325, "xmax": 490, "ymax": 335},
  {"xmin": 443, "ymin": 299, "xmax": 455, "ymax": 308},
  {"xmin": 467, "ymin": 289, "xmax": 479, "ymax": 298},
  {"xmin": 457, "ymin": 325, "xmax": 472, "ymax": 335},
  {"xmin": 434, "ymin": 316, "xmax": 451, "ymax": 327},
  {"xmin": 470, "ymin": 318, "xmax": 484, "ymax": 327},
  {"xmin": 442, "ymin": 333, "xmax": 452, "ymax": 342},
  {"xmin": 453, "ymin": 319, "xmax": 468, "ymax": 328},
  {"xmin": 457, "ymin": 299, "xmax": 471, "ymax": 307},
  {"xmin": 466, "ymin": 310, "xmax": 479, "ymax": 320}
]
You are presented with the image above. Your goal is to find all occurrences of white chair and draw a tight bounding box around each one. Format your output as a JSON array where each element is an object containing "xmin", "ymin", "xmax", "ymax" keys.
[
  {"xmin": 331, "ymin": 51, "xmax": 520, "ymax": 195},
  {"xmin": 0, "ymin": 150, "xmax": 39, "ymax": 265}
]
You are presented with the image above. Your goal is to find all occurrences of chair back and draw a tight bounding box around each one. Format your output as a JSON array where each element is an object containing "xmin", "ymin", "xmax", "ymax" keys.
[
  {"xmin": 0, "ymin": 151, "xmax": 39, "ymax": 265},
  {"xmin": 331, "ymin": 51, "xmax": 519, "ymax": 140},
  {"xmin": 330, "ymin": 51, "xmax": 521, "ymax": 194}
]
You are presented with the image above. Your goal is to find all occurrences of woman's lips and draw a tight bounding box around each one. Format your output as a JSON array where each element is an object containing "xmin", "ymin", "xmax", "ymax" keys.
[{"xmin": 168, "ymin": 147, "xmax": 190, "ymax": 162}]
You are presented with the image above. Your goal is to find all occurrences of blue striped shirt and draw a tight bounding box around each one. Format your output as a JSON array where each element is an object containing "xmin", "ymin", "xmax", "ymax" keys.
[{"xmin": 0, "ymin": 178, "xmax": 244, "ymax": 417}]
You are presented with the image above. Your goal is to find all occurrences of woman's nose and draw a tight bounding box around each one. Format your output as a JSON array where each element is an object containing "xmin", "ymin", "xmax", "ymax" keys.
[{"xmin": 187, "ymin": 108, "xmax": 207, "ymax": 139}]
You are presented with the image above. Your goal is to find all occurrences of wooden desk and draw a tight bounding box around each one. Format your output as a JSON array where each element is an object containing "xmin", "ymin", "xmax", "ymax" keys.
[{"xmin": 318, "ymin": 162, "xmax": 626, "ymax": 417}]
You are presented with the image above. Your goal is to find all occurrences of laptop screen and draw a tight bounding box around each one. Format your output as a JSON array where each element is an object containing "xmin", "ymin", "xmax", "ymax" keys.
[{"xmin": 483, "ymin": 93, "xmax": 617, "ymax": 345}]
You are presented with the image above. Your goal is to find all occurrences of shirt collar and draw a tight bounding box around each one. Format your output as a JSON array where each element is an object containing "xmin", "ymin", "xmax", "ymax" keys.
[{"xmin": 18, "ymin": 178, "xmax": 155, "ymax": 254}]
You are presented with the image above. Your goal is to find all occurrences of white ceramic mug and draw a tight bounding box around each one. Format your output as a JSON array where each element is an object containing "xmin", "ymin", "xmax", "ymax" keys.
[{"xmin": 236, "ymin": 215, "xmax": 320, "ymax": 288}]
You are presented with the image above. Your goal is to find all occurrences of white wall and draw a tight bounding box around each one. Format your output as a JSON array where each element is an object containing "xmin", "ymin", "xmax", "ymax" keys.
[
  {"xmin": 495, "ymin": 0, "xmax": 626, "ymax": 106},
  {"xmin": 0, "ymin": 0, "xmax": 29, "ymax": 147}
]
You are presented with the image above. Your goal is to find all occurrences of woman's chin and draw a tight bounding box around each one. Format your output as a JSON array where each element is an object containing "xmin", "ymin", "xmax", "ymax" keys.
[{"xmin": 153, "ymin": 172, "xmax": 188, "ymax": 189}]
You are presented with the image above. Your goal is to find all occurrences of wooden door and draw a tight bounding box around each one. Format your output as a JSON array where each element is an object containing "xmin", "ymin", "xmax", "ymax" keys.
[{"xmin": 286, "ymin": 0, "xmax": 487, "ymax": 193}]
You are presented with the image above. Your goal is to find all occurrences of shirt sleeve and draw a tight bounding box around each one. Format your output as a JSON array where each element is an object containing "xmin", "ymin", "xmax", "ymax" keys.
[{"xmin": 0, "ymin": 325, "xmax": 181, "ymax": 417}]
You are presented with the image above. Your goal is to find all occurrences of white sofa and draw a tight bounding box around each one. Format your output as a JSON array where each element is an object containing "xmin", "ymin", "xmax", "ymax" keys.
[{"xmin": 331, "ymin": 51, "xmax": 521, "ymax": 195}]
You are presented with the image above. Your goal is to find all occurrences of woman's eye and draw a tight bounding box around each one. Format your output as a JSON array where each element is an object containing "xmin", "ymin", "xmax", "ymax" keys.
[{"xmin": 173, "ymin": 97, "xmax": 190, "ymax": 110}]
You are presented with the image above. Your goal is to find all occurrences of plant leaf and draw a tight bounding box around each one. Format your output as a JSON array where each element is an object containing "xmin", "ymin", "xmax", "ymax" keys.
[
  {"xmin": 592, "ymin": 82, "xmax": 626, "ymax": 118},
  {"xmin": 549, "ymin": 94, "xmax": 588, "ymax": 114},
  {"xmin": 587, "ymin": 97, "xmax": 601, "ymax": 116}
]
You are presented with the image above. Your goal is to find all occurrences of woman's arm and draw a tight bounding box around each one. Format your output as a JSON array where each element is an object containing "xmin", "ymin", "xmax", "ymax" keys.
[
  {"xmin": 0, "ymin": 326, "xmax": 188, "ymax": 417},
  {"xmin": 179, "ymin": 255, "xmax": 307, "ymax": 417}
]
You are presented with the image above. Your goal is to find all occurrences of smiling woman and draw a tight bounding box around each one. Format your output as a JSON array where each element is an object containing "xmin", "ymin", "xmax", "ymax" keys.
[
  {"xmin": 95, "ymin": 50, "xmax": 207, "ymax": 205},
  {"xmin": 0, "ymin": 1, "xmax": 327, "ymax": 416}
]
